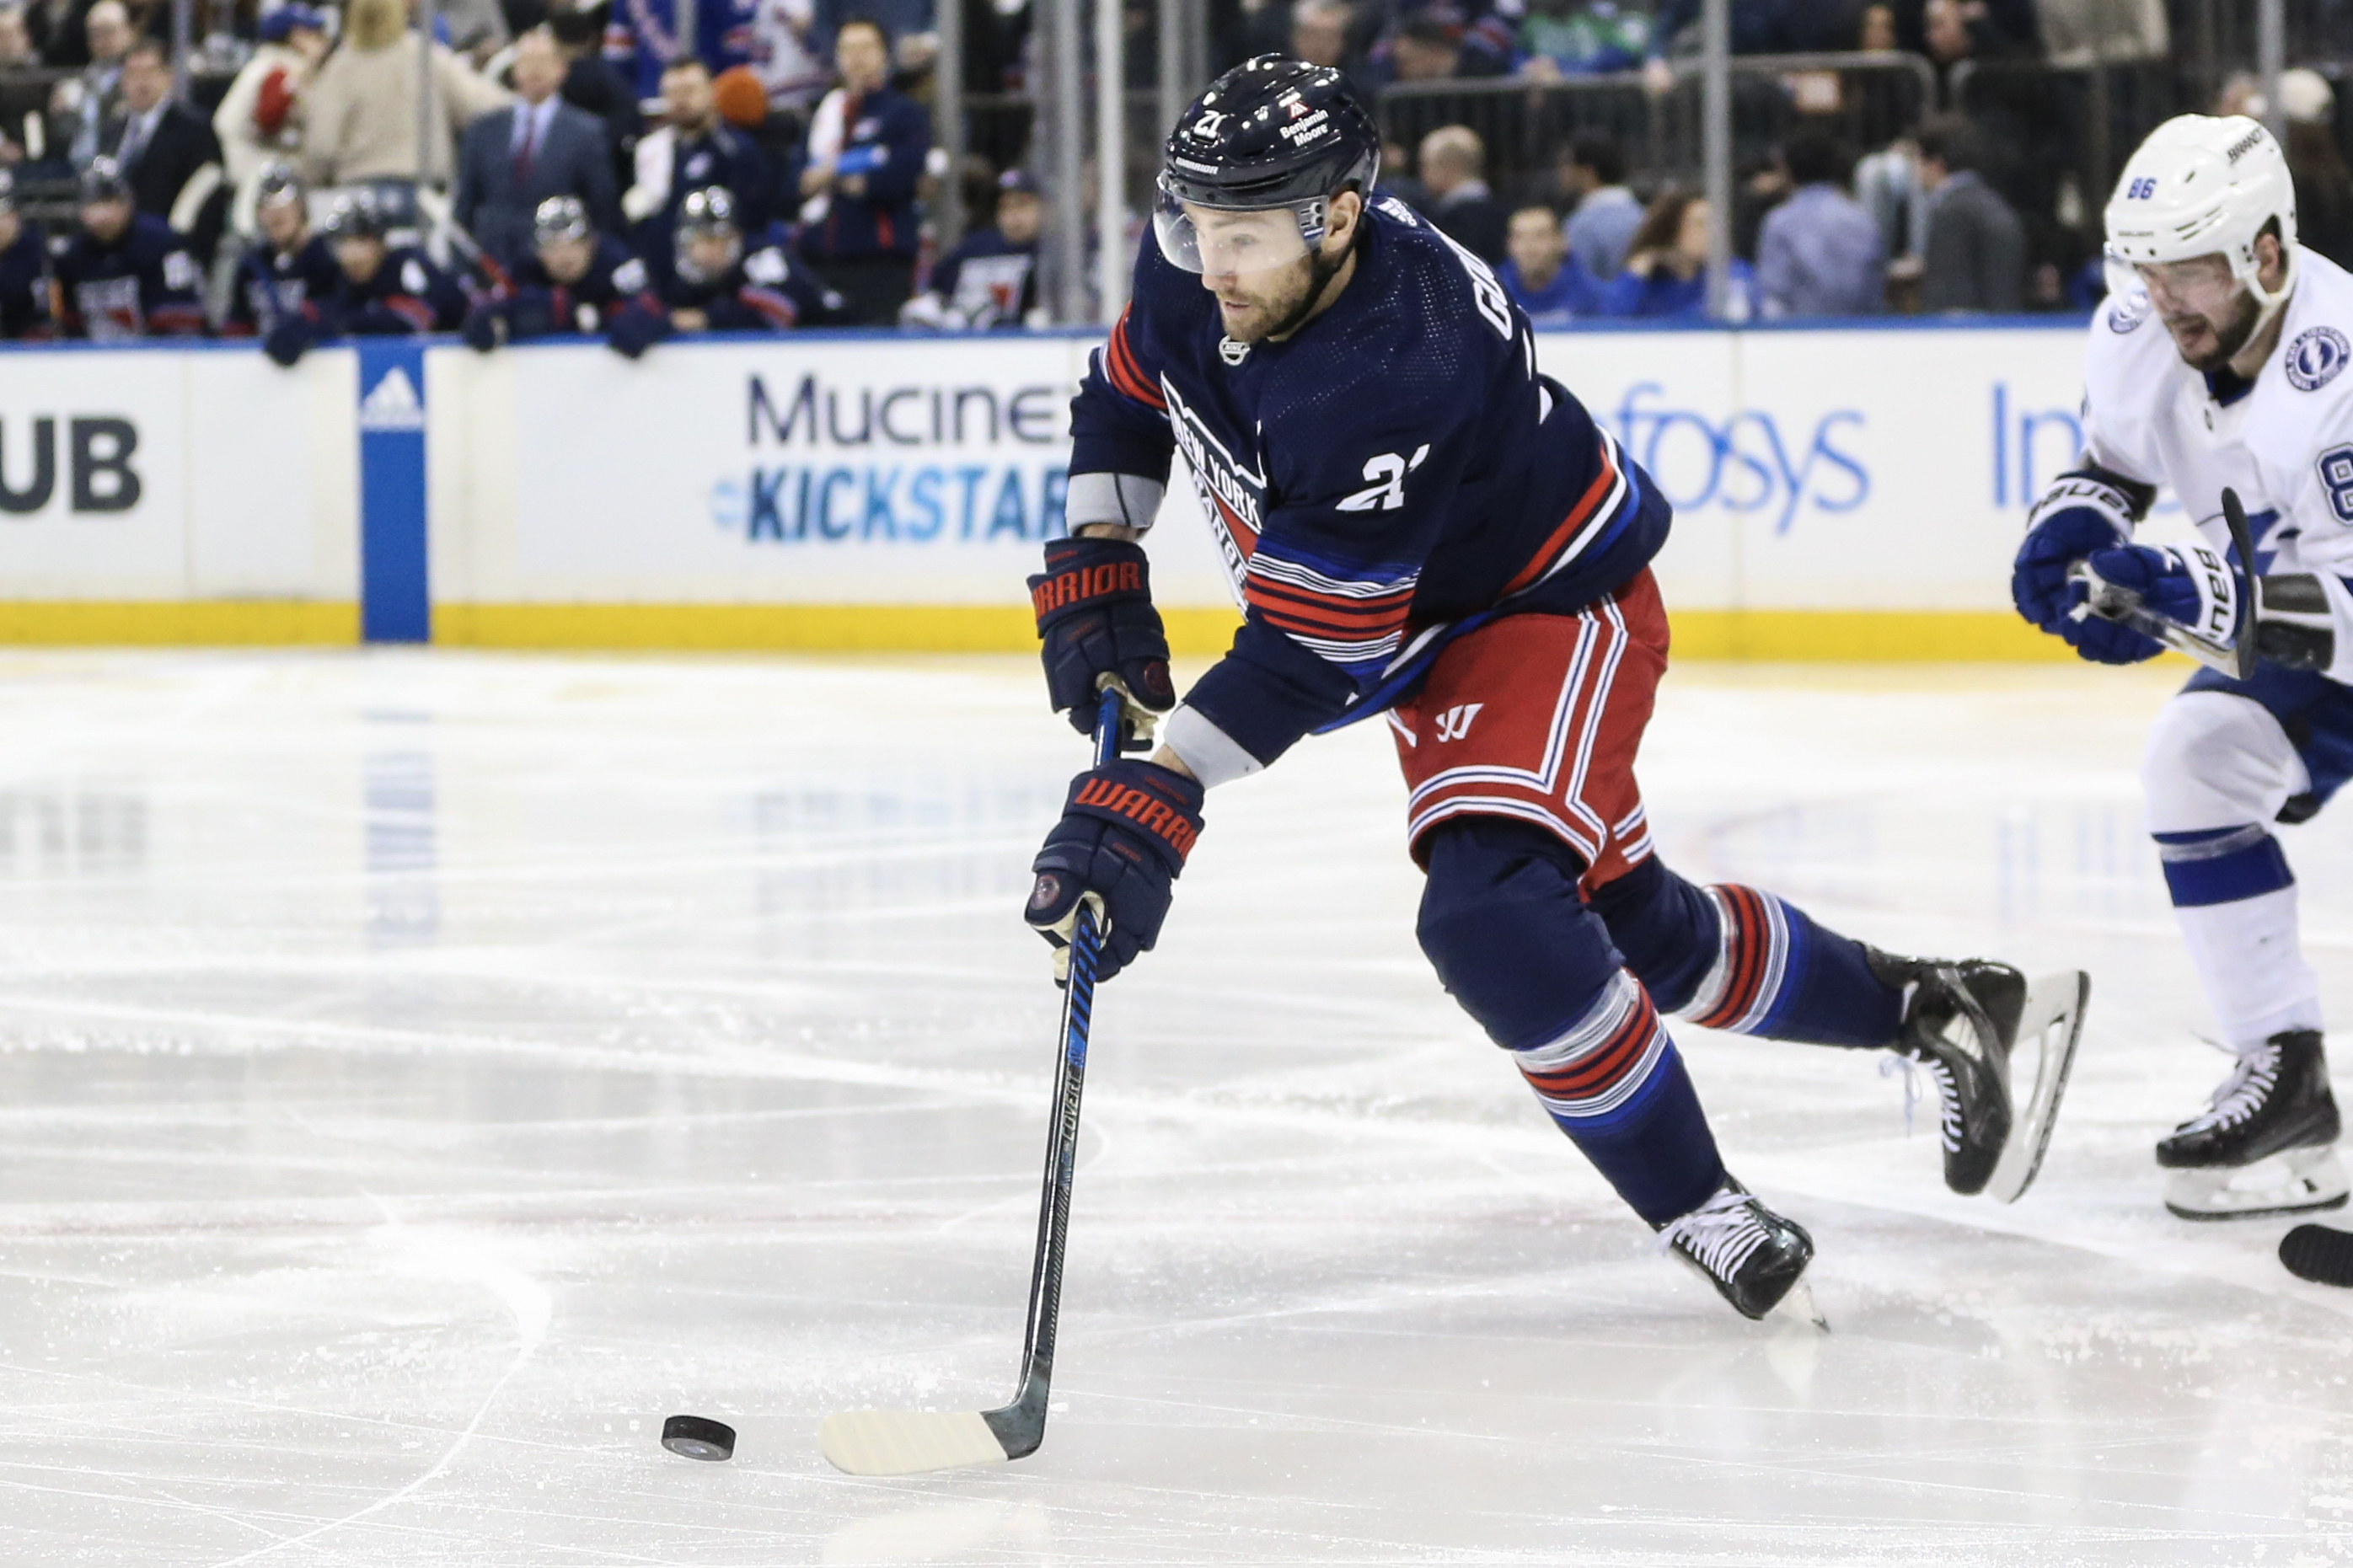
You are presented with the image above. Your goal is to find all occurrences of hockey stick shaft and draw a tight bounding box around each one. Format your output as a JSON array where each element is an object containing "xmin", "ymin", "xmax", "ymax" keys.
[{"xmin": 979, "ymin": 686, "xmax": 1123, "ymax": 1458}]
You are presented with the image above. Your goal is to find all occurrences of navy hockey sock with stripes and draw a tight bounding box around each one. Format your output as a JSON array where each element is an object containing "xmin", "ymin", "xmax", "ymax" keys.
[
  {"xmin": 1588, "ymin": 856, "xmax": 1901, "ymax": 1049},
  {"xmin": 1418, "ymin": 821, "xmax": 1724, "ymax": 1226}
]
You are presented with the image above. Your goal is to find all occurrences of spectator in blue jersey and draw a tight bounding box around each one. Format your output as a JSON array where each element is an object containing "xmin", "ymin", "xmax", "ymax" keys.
[
  {"xmin": 464, "ymin": 195, "xmax": 670, "ymax": 355},
  {"xmin": 222, "ymin": 164, "xmax": 340, "ymax": 339},
  {"xmin": 264, "ymin": 190, "xmax": 471, "ymax": 365},
  {"xmin": 1498, "ymin": 203, "xmax": 1600, "ymax": 326},
  {"xmin": 649, "ymin": 185, "xmax": 848, "ymax": 346},
  {"xmin": 900, "ymin": 168, "xmax": 1043, "ymax": 329},
  {"xmin": 1597, "ymin": 188, "xmax": 1751, "ymax": 319},
  {"xmin": 0, "ymin": 171, "xmax": 51, "ymax": 338},
  {"xmin": 1755, "ymin": 126, "xmax": 1882, "ymax": 318},
  {"xmin": 795, "ymin": 17, "xmax": 929, "ymax": 323},
  {"xmin": 1558, "ymin": 131, "xmax": 1642, "ymax": 282},
  {"xmin": 54, "ymin": 158, "xmax": 206, "ymax": 340},
  {"xmin": 624, "ymin": 57, "xmax": 777, "ymax": 287}
]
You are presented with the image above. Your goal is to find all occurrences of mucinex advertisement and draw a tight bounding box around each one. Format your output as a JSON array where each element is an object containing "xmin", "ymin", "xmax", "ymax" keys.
[{"xmin": 453, "ymin": 325, "xmax": 2098, "ymax": 614}]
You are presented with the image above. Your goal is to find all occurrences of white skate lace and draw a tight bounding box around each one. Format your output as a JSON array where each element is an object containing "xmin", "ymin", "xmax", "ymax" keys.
[
  {"xmin": 1657, "ymin": 1187, "xmax": 1773, "ymax": 1283},
  {"xmin": 1883, "ymin": 1052, "xmax": 1963, "ymax": 1153},
  {"xmin": 2176, "ymin": 1037, "xmax": 2282, "ymax": 1136}
]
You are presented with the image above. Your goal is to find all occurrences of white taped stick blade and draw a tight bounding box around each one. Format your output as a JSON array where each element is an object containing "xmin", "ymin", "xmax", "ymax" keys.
[
  {"xmin": 1988, "ymin": 970, "xmax": 2089, "ymax": 1203},
  {"xmin": 819, "ymin": 1409, "xmax": 1010, "ymax": 1475}
]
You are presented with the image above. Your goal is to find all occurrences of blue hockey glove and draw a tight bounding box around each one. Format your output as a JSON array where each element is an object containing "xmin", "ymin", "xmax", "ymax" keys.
[
  {"xmin": 262, "ymin": 314, "xmax": 315, "ymax": 368},
  {"xmin": 606, "ymin": 305, "xmax": 670, "ymax": 360},
  {"xmin": 2012, "ymin": 505, "xmax": 2125, "ymax": 629},
  {"xmin": 460, "ymin": 304, "xmax": 504, "ymax": 353},
  {"xmin": 1026, "ymin": 759, "xmax": 1204, "ymax": 982},
  {"xmin": 1028, "ymin": 536, "xmax": 1176, "ymax": 747},
  {"xmin": 2068, "ymin": 542, "xmax": 2239, "ymax": 666}
]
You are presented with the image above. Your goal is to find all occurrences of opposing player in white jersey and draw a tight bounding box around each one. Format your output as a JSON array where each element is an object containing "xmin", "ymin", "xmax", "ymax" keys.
[{"xmin": 2013, "ymin": 115, "xmax": 2353, "ymax": 1222}]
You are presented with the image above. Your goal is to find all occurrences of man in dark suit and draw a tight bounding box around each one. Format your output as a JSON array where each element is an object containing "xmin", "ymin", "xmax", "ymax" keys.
[
  {"xmin": 1415, "ymin": 124, "xmax": 1508, "ymax": 266},
  {"xmin": 104, "ymin": 37, "xmax": 225, "ymax": 261},
  {"xmin": 454, "ymin": 26, "xmax": 619, "ymax": 270}
]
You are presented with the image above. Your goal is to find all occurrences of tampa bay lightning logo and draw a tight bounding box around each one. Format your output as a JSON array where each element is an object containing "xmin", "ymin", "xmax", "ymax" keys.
[
  {"xmin": 2286, "ymin": 326, "xmax": 2351, "ymax": 392},
  {"xmin": 2106, "ymin": 292, "xmax": 2150, "ymax": 334}
]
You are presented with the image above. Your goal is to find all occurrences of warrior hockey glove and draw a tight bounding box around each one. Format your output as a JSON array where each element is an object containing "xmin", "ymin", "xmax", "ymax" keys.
[
  {"xmin": 2069, "ymin": 542, "xmax": 2236, "ymax": 665},
  {"xmin": 1026, "ymin": 759, "xmax": 1204, "ymax": 982},
  {"xmin": 1028, "ymin": 536, "xmax": 1176, "ymax": 747}
]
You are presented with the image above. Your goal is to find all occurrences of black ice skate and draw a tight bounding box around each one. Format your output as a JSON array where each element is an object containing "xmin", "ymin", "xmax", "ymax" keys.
[
  {"xmin": 2159, "ymin": 1029, "xmax": 2348, "ymax": 1221},
  {"xmin": 1863, "ymin": 950, "xmax": 2089, "ymax": 1203},
  {"xmin": 1655, "ymin": 1175, "xmax": 1819, "ymax": 1324}
]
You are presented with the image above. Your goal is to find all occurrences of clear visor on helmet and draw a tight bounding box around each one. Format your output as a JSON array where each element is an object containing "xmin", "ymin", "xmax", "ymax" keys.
[
  {"xmin": 2105, "ymin": 244, "xmax": 2243, "ymax": 315},
  {"xmin": 1152, "ymin": 183, "xmax": 1324, "ymax": 276}
]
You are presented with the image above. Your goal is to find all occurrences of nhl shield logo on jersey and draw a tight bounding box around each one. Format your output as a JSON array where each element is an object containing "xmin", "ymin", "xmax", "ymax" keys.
[
  {"xmin": 2105, "ymin": 292, "xmax": 2150, "ymax": 334},
  {"xmin": 2286, "ymin": 325, "xmax": 2351, "ymax": 391}
]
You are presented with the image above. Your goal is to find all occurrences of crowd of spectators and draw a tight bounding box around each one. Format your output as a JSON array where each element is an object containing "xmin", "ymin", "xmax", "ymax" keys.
[
  {"xmin": 0, "ymin": 0, "xmax": 2343, "ymax": 345},
  {"xmin": 0, "ymin": 0, "xmax": 953, "ymax": 350}
]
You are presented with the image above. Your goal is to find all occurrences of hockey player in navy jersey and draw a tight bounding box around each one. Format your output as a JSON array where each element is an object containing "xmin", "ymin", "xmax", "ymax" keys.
[
  {"xmin": 462, "ymin": 196, "xmax": 669, "ymax": 356},
  {"xmin": 54, "ymin": 159, "xmax": 206, "ymax": 340},
  {"xmin": 0, "ymin": 172, "xmax": 51, "ymax": 339},
  {"xmin": 899, "ymin": 169, "xmax": 1043, "ymax": 331},
  {"xmin": 222, "ymin": 166, "xmax": 340, "ymax": 340},
  {"xmin": 1023, "ymin": 56, "xmax": 2088, "ymax": 1321},
  {"xmin": 264, "ymin": 191, "xmax": 471, "ymax": 366},
  {"xmin": 651, "ymin": 186, "xmax": 845, "ymax": 345}
]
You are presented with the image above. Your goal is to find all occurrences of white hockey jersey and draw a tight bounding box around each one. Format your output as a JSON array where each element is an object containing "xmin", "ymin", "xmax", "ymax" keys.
[{"xmin": 2080, "ymin": 244, "xmax": 2353, "ymax": 682}]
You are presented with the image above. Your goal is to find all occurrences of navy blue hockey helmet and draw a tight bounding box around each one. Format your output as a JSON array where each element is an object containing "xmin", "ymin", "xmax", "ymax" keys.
[
  {"xmin": 78, "ymin": 156, "xmax": 131, "ymax": 206},
  {"xmin": 255, "ymin": 161, "xmax": 305, "ymax": 214},
  {"xmin": 323, "ymin": 188, "xmax": 388, "ymax": 241},
  {"xmin": 1154, "ymin": 54, "xmax": 1378, "ymax": 275},
  {"xmin": 533, "ymin": 194, "xmax": 592, "ymax": 249}
]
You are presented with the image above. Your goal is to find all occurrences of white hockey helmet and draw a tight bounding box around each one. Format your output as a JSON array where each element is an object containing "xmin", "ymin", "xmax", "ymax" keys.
[{"xmin": 2105, "ymin": 114, "xmax": 2298, "ymax": 322}]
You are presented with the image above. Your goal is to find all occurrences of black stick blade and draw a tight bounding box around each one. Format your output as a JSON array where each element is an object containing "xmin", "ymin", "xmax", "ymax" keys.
[
  {"xmin": 2281, "ymin": 1223, "xmax": 2353, "ymax": 1286},
  {"xmin": 662, "ymin": 1414, "xmax": 737, "ymax": 1462}
]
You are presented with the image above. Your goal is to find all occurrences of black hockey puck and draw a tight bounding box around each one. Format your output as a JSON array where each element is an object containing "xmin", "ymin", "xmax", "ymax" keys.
[
  {"xmin": 662, "ymin": 1414, "xmax": 737, "ymax": 1462},
  {"xmin": 2281, "ymin": 1223, "xmax": 2353, "ymax": 1287}
]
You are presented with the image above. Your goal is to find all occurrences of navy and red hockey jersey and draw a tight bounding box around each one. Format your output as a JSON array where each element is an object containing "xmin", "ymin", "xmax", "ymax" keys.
[
  {"xmin": 321, "ymin": 246, "xmax": 469, "ymax": 336},
  {"xmin": 665, "ymin": 227, "xmax": 845, "ymax": 329},
  {"xmin": 54, "ymin": 213, "xmax": 206, "ymax": 340},
  {"xmin": 222, "ymin": 233, "xmax": 341, "ymax": 335},
  {"xmin": 1069, "ymin": 194, "xmax": 1670, "ymax": 769},
  {"xmin": 489, "ymin": 235, "xmax": 663, "ymax": 339}
]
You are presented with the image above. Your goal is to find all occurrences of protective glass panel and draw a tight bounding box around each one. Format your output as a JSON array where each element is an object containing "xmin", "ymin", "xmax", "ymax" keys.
[{"xmin": 1152, "ymin": 188, "xmax": 1313, "ymax": 277}]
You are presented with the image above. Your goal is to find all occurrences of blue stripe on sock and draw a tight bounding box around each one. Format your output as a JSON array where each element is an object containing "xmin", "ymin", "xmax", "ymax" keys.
[{"xmin": 2154, "ymin": 826, "xmax": 2295, "ymax": 907}]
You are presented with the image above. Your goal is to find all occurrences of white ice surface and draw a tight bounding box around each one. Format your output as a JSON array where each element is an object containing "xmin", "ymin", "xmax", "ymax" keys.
[{"xmin": 0, "ymin": 650, "xmax": 2350, "ymax": 1565}]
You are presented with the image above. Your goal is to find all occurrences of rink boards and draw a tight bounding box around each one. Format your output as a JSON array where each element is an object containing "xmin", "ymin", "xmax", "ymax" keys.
[{"xmin": 0, "ymin": 323, "xmax": 2118, "ymax": 655}]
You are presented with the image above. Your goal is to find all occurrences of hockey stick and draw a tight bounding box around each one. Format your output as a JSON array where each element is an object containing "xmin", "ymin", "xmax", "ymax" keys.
[
  {"xmin": 818, "ymin": 685, "xmax": 1127, "ymax": 1476},
  {"xmin": 2069, "ymin": 487, "xmax": 2259, "ymax": 680}
]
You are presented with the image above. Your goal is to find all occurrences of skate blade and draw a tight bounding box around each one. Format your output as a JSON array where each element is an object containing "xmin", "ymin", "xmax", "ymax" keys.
[
  {"xmin": 2164, "ymin": 1148, "xmax": 2351, "ymax": 1221},
  {"xmin": 1986, "ymin": 970, "xmax": 2089, "ymax": 1204},
  {"xmin": 1772, "ymin": 1277, "xmax": 1830, "ymax": 1334}
]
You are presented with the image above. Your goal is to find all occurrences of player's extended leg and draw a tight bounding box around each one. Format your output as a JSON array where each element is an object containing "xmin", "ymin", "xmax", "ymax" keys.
[
  {"xmin": 1416, "ymin": 816, "xmax": 1812, "ymax": 1320},
  {"xmin": 1584, "ymin": 856, "xmax": 2033, "ymax": 1196},
  {"xmin": 2141, "ymin": 678, "xmax": 2345, "ymax": 1219}
]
